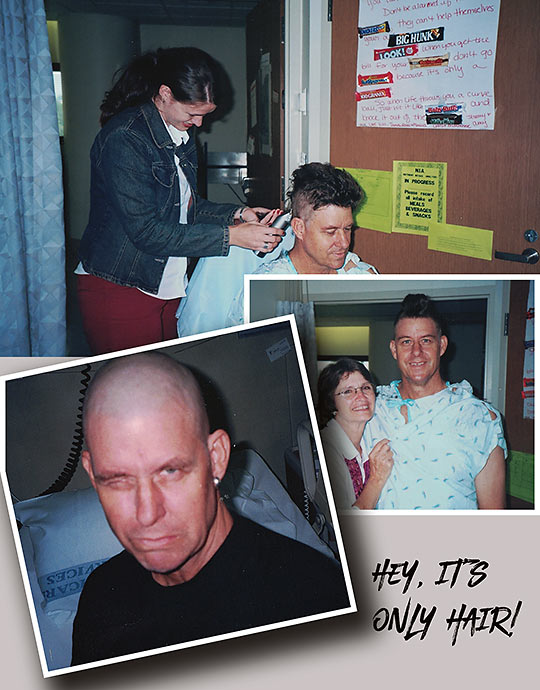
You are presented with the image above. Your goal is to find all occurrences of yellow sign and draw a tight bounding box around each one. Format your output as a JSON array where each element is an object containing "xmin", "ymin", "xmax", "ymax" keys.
[
  {"xmin": 507, "ymin": 451, "xmax": 534, "ymax": 504},
  {"xmin": 428, "ymin": 222, "xmax": 493, "ymax": 261},
  {"xmin": 393, "ymin": 161, "xmax": 447, "ymax": 235},
  {"xmin": 344, "ymin": 168, "xmax": 393, "ymax": 234}
]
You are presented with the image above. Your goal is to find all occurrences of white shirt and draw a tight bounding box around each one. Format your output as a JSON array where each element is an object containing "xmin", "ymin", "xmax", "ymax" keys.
[
  {"xmin": 144, "ymin": 120, "xmax": 190, "ymax": 299},
  {"xmin": 320, "ymin": 418, "xmax": 371, "ymax": 509}
]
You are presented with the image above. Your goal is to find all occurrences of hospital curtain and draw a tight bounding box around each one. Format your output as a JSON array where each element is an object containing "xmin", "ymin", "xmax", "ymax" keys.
[
  {"xmin": 0, "ymin": 0, "xmax": 66, "ymax": 355},
  {"xmin": 276, "ymin": 300, "xmax": 318, "ymax": 392}
]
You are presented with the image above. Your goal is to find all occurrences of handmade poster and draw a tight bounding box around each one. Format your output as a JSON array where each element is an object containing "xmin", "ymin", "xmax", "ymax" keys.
[
  {"xmin": 393, "ymin": 160, "xmax": 446, "ymax": 234},
  {"xmin": 356, "ymin": 0, "xmax": 501, "ymax": 129}
]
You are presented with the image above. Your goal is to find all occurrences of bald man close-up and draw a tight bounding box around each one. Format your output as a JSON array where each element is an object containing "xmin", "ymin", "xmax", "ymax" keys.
[{"xmin": 71, "ymin": 352, "xmax": 350, "ymax": 666}]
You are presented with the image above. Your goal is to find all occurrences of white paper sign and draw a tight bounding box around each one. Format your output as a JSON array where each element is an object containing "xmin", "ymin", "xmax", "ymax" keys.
[{"xmin": 356, "ymin": 0, "xmax": 500, "ymax": 129}]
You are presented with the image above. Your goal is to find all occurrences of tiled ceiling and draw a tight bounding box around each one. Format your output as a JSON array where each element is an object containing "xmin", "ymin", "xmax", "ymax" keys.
[{"xmin": 44, "ymin": 0, "xmax": 262, "ymax": 27}]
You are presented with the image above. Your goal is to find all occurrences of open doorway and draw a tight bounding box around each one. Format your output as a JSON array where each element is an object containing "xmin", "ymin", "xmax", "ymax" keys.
[
  {"xmin": 249, "ymin": 277, "xmax": 509, "ymax": 410},
  {"xmin": 314, "ymin": 296, "xmax": 489, "ymax": 399}
]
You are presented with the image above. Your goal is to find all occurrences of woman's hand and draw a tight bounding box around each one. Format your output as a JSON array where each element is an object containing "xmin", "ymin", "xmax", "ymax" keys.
[
  {"xmin": 368, "ymin": 439, "xmax": 394, "ymax": 485},
  {"xmin": 229, "ymin": 219, "xmax": 285, "ymax": 253},
  {"xmin": 234, "ymin": 206, "xmax": 277, "ymax": 223},
  {"xmin": 256, "ymin": 208, "xmax": 282, "ymax": 225},
  {"xmin": 353, "ymin": 439, "xmax": 394, "ymax": 510}
]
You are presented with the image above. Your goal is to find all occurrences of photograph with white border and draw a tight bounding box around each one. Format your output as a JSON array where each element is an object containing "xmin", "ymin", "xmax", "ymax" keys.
[
  {"xmin": 245, "ymin": 275, "xmax": 535, "ymax": 513},
  {"xmin": 1, "ymin": 316, "xmax": 355, "ymax": 677}
]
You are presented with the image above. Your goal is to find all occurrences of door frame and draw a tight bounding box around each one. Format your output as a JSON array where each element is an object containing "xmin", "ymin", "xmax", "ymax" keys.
[
  {"xmin": 284, "ymin": 0, "xmax": 332, "ymax": 183},
  {"xmin": 301, "ymin": 277, "xmax": 511, "ymax": 413}
]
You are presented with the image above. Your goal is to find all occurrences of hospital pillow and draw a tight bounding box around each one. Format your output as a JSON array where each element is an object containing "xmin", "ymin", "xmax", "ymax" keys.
[
  {"xmin": 15, "ymin": 487, "xmax": 122, "ymax": 671},
  {"xmin": 221, "ymin": 448, "xmax": 335, "ymax": 560}
]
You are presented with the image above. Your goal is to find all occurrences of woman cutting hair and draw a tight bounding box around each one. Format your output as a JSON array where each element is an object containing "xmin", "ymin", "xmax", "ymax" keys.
[
  {"xmin": 77, "ymin": 47, "xmax": 282, "ymax": 354},
  {"xmin": 318, "ymin": 358, "xmax": 394, "ymax": 510}
]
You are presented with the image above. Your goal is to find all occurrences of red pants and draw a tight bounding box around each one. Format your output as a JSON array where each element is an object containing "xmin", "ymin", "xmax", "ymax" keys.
[{"xmin": 77, "ymin": 274, "xmax": 180, "ymax": 355}]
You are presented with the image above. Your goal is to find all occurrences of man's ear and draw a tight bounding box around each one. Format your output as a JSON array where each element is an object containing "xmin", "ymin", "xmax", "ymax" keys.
[
  {"xmin": 81, "ymin": 450, "xmax": 97, "ymax": 489},
  {"xmin": 389, "ymin": 340, "xmax": 397, "ymax": 361},
  {"xmin": 291, "ymin": 217, "xmax": 305, "ymax": 240},
  {"xmin": 439, "ymin": 334, "xmax": 448, "ymax": 357},
  {"xmin": 207, "ymin": 429, "xmax": 231, "ymax": 482}
]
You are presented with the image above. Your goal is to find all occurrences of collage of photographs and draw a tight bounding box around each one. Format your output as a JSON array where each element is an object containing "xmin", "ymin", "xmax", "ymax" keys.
[{"xmin": 0, "ymin": 1, "xmax": 537, "ymax": 689}]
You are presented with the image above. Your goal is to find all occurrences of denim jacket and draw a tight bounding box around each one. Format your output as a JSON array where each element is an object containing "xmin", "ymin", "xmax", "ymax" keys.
[{"xmin": 79, "ymin": 101, "xmax": 240, "ymax": 293}]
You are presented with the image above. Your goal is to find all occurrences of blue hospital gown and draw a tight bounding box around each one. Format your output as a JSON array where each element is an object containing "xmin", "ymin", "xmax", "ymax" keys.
[
  {"xmin": 365, "ymin": 380, "xmax": 507, "ymax": 510},
  {"xmin": 253, "ymin": 250, "xmax": 378, "ymax": 275}
]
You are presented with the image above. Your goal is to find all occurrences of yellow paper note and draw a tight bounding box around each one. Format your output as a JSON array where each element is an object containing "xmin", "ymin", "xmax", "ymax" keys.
[
  {"xmin": 428, "ymin": 222, "xmax": 493, "ymax": 261},
  {"xmin": 393, "ymin": 161, "xmax": 447, "ymax": 235},
  {"xmin": 344, "ymin": 168, "xmax": 393, "ymax": 233},
  {"xmin": 506, "ymin": 451, "xmax": 534, "ymax": 504}
]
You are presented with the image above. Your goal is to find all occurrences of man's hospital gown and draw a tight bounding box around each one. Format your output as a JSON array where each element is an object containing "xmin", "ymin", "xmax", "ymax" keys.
[{"xmin": 365, "ymin": 381, "xmax": 507, "ymax": 510}]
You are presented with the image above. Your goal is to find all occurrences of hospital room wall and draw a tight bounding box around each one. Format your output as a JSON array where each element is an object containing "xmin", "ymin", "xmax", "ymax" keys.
[
  {"xmin": 55, "ymin": 13, "xmax": 139, "ymax": 242},
  {"xmin": 5, "ymin": 324, "xmax": 307, "ymax": 502},
  {"xmin": 166, "ymin": 326, "xmax": 309, "ymax": 485}
]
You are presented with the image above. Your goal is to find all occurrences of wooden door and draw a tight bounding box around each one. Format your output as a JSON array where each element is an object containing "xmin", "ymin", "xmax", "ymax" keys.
[
  {"xmin": 245, "ymin": 0, "xmax": 284, "ymax": 208},
  {"xmin": 330, "ymin": 0, "xmax": 540, "ymax": 274}
]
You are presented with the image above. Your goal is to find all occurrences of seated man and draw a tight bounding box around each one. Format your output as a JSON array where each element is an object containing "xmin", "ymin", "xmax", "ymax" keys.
[
  {"xmin": 366, "ymin": 294, "xmax": 507, "ymax": 510},
  {"xmin": 224, "ymin": 162, "xmax": 378, "ymax": 326},
  {"xmin": 71, "ymin": 352, "xmax": 350, "ymax": 666},
  {"xmin": 177, "ymin": 162, "xmax": 377, "ymax": 337},
  {"xmin": 255, "ymin": 162, "xmax": 378, "ymax": 275}
]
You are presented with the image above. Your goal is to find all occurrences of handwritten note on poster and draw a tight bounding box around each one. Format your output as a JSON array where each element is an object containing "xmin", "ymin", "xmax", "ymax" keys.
[
  {"xmin": 393, "ymin": 161, "xmax": 446, "ymax": 234},
  {"xmin": 356, "ymin": 0, "xmax": 501, "ymax": 129}
]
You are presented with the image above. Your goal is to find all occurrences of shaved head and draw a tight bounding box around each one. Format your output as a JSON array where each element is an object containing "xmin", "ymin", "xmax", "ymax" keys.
[
  {"xmin": 81, "ymin": 352, "xmax": 233, "ymax": 585},
  {"xmin": 83, "ymin": 352, "xmax": 209, "ymax": 451}
]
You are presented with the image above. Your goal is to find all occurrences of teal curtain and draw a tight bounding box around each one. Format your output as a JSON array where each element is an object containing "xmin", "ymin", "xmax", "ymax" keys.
[{"xmin": 0, "ymin": 0, "xmax": 66, "ymax": 355}]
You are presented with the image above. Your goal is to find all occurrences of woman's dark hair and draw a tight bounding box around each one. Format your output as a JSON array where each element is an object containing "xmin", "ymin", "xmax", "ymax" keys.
[
  {"xmin": 317, "ymin": 358, "xmax": 373, "ymax": 428},
  {"xmin": 100, "ymin": 47, "xmax": 218, "ymax": 126}
]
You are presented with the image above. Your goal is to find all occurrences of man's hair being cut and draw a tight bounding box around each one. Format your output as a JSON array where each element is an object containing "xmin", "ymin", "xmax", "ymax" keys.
[{"xmin": 287, "ymin": 162, "xmax": 364, "ymax": 220}]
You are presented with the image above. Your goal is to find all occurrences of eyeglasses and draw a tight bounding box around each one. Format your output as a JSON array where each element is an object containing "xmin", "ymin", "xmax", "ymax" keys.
[{"xmin": 335, "ymin": 384, "xmax": 374, "ymax": 399}]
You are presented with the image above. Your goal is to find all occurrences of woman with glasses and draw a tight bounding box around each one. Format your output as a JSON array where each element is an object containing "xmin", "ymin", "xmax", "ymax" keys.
[{"xmin": 317, "ymin": 358, "xmax": 393, "ymax": 510}]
